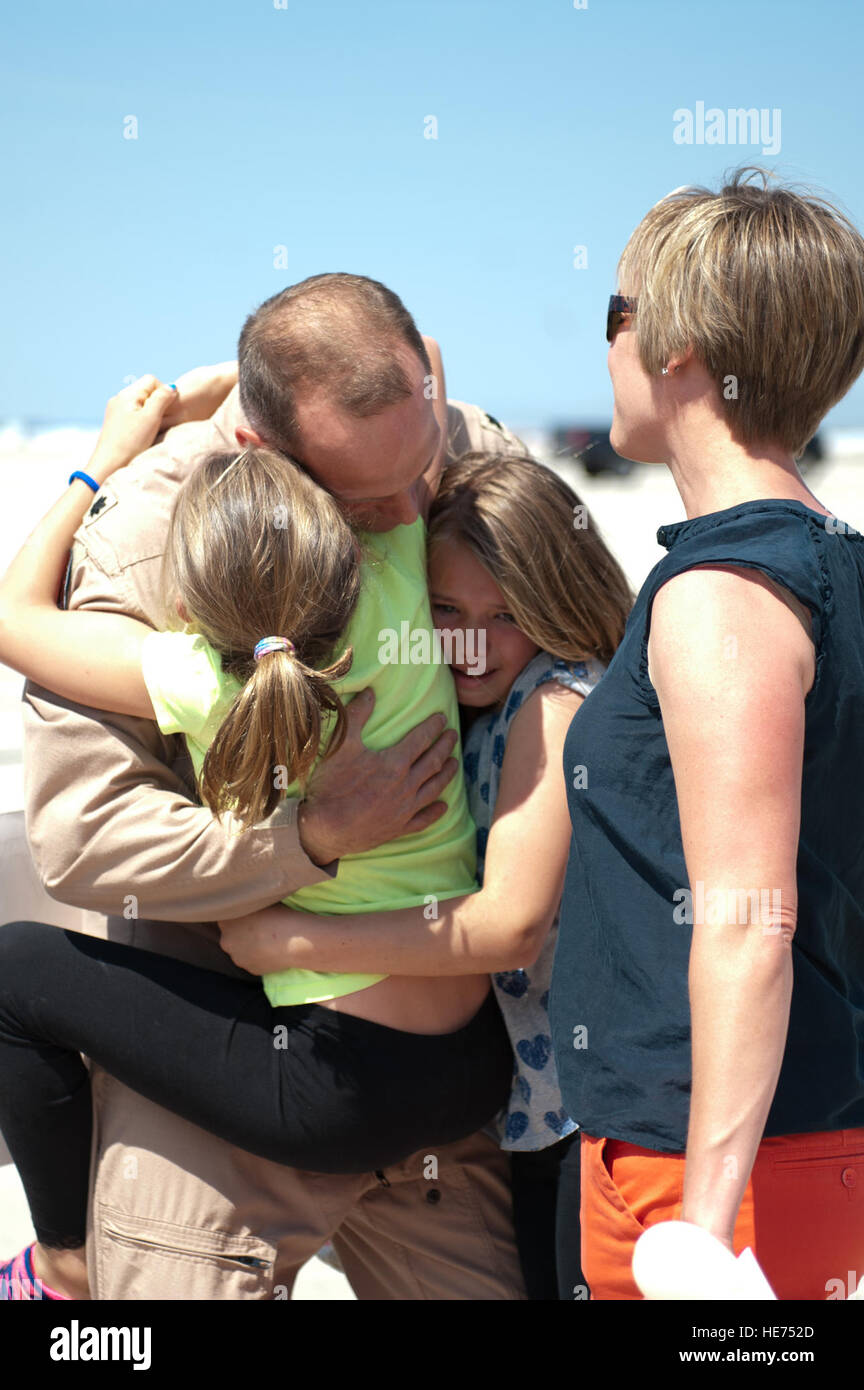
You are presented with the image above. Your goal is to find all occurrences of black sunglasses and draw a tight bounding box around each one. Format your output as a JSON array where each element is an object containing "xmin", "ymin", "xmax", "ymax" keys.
[{"xmin": 606, "ymin": 294, "xmax": 637, "ymax": 343}]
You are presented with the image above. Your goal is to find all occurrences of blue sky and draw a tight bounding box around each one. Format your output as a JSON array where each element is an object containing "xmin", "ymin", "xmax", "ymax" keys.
[{"xmin": 4, "ymin": 0, "xmax": 864, "ymax": 431}]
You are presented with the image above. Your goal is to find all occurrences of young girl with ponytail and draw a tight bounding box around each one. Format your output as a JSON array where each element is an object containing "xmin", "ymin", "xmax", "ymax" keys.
[{"xmin": 0, "ymin": 375, "xmax": 512, "ymax": 1300}]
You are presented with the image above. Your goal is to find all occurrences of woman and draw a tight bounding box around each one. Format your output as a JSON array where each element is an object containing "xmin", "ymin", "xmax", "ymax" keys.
[{"xmin": 547, "ymin": 167, "xmax": 864, "ymax": 1299}]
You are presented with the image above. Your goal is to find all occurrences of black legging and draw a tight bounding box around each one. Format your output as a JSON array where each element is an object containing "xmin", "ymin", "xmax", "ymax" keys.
[
  {"xmin": 509, "ymin": 1129, "xmax": 586, "ymax": 1300},
  {"xmin": 555, "ymin": 1128, "xmax": 589, "ymax": 1299},
  {"xmin": 0, "ymin": 921, "xmax": 513, "ymax": 1249}
]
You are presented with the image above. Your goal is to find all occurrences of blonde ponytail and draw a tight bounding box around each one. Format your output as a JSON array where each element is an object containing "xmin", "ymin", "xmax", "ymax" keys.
[
  {"xmin": 161, "ymin": 446, "xmax": 362, "ymax": 829},
  {"xmin": 199, "ymin": 644, "xmax": 354, "ymax": 826}
]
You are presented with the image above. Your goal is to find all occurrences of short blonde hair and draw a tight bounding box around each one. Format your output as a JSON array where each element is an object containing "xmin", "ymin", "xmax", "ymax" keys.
[{"xmin": 618, "ymin": 166, "xmax": 864, "ymax": 455}]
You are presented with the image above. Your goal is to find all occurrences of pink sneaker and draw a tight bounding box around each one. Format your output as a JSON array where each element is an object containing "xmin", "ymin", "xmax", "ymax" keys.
[{"xmin": 0, "ymin": 1245, "xmax": 71, "ymax": 1300}]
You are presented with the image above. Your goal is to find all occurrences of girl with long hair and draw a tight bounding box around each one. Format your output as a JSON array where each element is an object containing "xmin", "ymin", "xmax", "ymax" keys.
[{"xmin": 216, "ymin": 447, "xmax": 635, "ymax": 1298}]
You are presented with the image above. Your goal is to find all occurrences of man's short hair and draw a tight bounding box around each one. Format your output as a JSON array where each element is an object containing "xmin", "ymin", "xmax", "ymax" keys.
[
  {"xmin": 618, "ymin": 166, "xmax": 864, "ymax": 455},
  {"xmin": 238, "ymin": 273, "xmax": 432, "ymax": 455}
]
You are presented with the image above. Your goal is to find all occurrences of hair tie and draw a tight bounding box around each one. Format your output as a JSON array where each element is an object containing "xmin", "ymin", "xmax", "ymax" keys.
[{"xmin": 253, "ymin": 637, "xmax": 297, "ymax": 661}]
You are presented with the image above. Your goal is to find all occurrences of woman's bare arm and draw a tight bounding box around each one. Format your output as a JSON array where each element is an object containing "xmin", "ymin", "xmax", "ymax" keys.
[
  {"xmin": 219, "ymin": 681, "xmax": 584, "ymax": 975},
  {"xmin": 648, "ymin": 563, "xmax": 815, "ymax": 1250}
]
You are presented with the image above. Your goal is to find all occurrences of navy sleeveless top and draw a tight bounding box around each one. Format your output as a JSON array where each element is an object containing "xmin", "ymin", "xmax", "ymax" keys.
[{"xmin": 549, "ymin": 498, "xmax": 864, "ymax": 1152}]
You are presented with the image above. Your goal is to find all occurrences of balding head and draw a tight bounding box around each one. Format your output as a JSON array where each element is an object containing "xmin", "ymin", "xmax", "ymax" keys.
[
  {"xmin": 236, "ymin": 273, "xmax": 439, "ymax": 530},
  {"xmin": 238, "ymin": 273, "xmax": 432, "ymax": 457}
]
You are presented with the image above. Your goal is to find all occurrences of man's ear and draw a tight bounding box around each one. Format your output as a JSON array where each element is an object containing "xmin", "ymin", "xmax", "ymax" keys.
[{"xmin": 235, "ymin": 425, "xmax": 265, "ymax": 447}]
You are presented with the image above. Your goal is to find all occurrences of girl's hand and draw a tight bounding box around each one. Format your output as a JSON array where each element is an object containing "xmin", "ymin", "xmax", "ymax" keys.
[
  {"xmin": 218, "ymin": 909, "xmax": 287, "ymax": 976},
  {"xmin": 89, "ymin": 376, "xmax": 178, "ymax": 482},
  {"xmin": 158, "ymin": 361, "xmax": 238, "ymax": 429}
]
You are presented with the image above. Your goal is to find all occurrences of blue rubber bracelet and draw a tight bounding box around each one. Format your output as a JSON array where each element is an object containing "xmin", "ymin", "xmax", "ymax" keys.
[{"xmin": 68, "ymin": 470, "xmax": 101, "ymax": 493}]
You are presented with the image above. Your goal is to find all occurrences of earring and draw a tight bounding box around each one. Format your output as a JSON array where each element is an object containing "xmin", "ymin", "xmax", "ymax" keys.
[{"xmin": 661, "ymin": 367, "xmax": 669, "ymax": 376}]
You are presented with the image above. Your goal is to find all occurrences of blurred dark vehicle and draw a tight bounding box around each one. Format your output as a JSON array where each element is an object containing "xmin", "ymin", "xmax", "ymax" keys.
[
  {"xmin": 552, "ymin": 426, "xmax": 635, "ymax": 476},
  {"xmin": 554, "ymin": 427, "xmax": 824, "ymax": 476},
  {"xmin": 799, "ymin": 433, "xmax": 825, "ymax": 468}
]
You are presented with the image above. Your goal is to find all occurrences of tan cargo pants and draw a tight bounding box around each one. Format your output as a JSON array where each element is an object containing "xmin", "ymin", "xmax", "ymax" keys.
[
  {"xmin": 86, "ymin": 1068, "xmax": 527, "ymax": 1300},
  {"xmin": 3, "ymin": 876, "xmax": 526, "ymax": 1300}
]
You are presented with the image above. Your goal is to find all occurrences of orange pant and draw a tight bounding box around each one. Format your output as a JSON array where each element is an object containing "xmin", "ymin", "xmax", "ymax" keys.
[{"xmin": 580, "ymin": 1127, "xmax": 864, "ymax": 1300}]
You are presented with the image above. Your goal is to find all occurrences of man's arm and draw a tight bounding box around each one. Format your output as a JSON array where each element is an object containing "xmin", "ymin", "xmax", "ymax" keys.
[
  {"xmin": 24, "ymin": 676, "xmax": 460, "ymax": 921},
  {"xmin": 23, "ymin": 683, "xmax": 337, "ymax": 921}
]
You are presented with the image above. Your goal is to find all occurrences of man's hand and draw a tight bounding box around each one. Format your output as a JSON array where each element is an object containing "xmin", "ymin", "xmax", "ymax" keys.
[{"xmin": 297, "ymin": 688, "xmax": 460, "ymax": 866}]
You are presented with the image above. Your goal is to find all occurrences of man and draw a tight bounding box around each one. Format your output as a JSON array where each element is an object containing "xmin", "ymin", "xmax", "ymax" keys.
[{"xmin": 22, "ymin": 273, "xmax": 529, "ymax": 1300}]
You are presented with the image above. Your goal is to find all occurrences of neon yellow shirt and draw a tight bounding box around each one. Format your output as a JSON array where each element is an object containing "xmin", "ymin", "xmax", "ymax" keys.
[{"xmin": 141, "ymin": 516, "xmax": 478, "ymax": 1007}]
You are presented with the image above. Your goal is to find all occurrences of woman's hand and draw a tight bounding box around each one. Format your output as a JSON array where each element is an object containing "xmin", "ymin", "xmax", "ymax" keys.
[
  {"xmin": 158, "ymin": 361, "xmax": 238, "ymax": 429},
  {"xmin": 88, "ymin": 375, "xmax": 178, "ymax": 482}
]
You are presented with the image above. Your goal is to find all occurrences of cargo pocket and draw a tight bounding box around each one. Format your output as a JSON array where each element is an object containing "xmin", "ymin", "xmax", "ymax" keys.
[{"xmin": 95, "ymin": 1204, "xmax": 277, "ymax": 1300}]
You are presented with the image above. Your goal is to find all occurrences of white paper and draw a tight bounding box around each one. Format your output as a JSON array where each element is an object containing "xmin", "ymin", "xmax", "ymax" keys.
[{"xmin": 632, "ymin": 1221, "xmax": 778, "ymax": 1300}]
